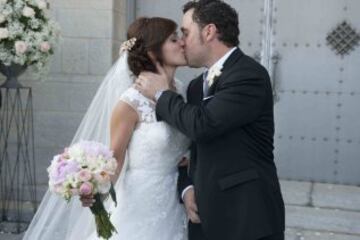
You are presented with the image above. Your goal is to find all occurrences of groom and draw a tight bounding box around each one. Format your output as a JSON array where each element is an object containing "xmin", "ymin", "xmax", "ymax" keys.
[{"xmin": 135, "ymin": 0, "xmax": 285, "ymax": 239}]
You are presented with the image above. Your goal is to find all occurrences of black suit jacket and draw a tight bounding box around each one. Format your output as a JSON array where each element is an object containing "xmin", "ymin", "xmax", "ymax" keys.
[{"xmin": 157, "ymin": 48, "xmax": 285, "ymax": 240}]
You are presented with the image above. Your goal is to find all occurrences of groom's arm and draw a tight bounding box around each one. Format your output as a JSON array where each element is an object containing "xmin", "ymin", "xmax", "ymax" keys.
[
  {"xmin": 177, "ymin": 165, "xmax": 193, "ymax": 203},
  {"xmin": 156, "ymin": 71, "xmax": 268, "ymax": 142}
]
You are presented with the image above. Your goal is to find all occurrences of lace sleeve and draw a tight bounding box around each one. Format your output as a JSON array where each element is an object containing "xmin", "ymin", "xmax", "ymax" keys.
[{"xmin": 119, "ymin": 87, "xmax": 156, "ymax": 123}]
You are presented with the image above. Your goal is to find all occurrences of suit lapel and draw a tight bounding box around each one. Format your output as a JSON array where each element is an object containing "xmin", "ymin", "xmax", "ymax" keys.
[
  {"xmin": 208, "ymin": 48, "xmax": 244, "ymax": 96},
  {"xmin": 188, "ymin": 76, "xmax": 204, "ymax": 105}
]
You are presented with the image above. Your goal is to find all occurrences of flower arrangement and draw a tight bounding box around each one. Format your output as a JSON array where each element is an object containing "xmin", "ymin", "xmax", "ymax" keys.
[
  {"xmin": 48, "ymin": 140, "xmax": 118, "ymax": 240},
  {"xmin": 0, "ymin": 0, "xmax": 60, "ymax": 75}
]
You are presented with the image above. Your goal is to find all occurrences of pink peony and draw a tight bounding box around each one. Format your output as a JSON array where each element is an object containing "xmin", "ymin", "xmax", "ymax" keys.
[
  {"xmin": 77, "ymin": 169, "xmax": 92, "ymax": 182},
  {"xmin": 40, "ymin": 41, "xmax": 51, "ymax": 52},
  {"xmin": 79, "ymin": 182, "xmax": 93, "ymax": 195},
  {"xmin": 49, "ymin": 159, "xmax": 80, "ymax": 185},
  {"xmin": 15, "ymin": 41, "xmax": 27, "ymax": 54}
]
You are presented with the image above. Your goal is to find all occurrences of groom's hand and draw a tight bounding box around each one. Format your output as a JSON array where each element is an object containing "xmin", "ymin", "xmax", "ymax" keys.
[
  {"xmin": 183, "ymin": 188, "xmax": 201, "ymax": 223},
  {"xmin": 135, "ymin": 62, "xmax": 171, "ymax": 101}
]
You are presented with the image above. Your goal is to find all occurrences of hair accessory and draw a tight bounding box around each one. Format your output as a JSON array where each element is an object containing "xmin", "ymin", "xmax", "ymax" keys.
[{"xmin": 119, "ymin": 37, "xmax": 137, "ymax": 54}]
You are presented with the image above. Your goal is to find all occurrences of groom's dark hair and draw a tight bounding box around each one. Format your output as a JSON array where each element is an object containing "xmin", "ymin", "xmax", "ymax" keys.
[{"xmin": 183, "ymin": 0, "xmax": 240, "ymax": 47}]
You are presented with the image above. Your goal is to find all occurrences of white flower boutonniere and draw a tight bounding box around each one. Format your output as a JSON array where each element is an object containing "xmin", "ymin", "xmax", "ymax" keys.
[{"xmin": 207, "ymin": 65, "xmax": 223, "ymax": 87}]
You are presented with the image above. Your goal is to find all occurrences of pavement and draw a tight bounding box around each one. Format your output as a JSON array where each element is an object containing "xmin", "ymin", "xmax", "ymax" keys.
[{"xmin": 1, "ymin": 180, "xmax": 360, "ymax": 240}]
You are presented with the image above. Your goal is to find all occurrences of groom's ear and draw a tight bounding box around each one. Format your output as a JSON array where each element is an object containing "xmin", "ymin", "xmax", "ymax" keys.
[{"xmin": 203, "ymin": 23, "xmax": 218, "ymax": 42}]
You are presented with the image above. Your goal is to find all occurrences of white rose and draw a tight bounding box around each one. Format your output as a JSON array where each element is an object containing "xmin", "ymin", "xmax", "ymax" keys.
[
  {"xmin": 40, "ymin": 41, "xmax": 51, "ymax": 52},
  {"xmin": 0, "ymin": 28, "xmax": 9, "ymax": 40},
  {"xmin": 22, "ymin": 6, "xmax": 35, "ymax": 18},
  {"xmin": 104, "ymin": 158, "xmax": 117, "ymax": 174},
  {"xmin": 97, "ymin": 181, "xmax": 111, "ymax": 194},
  {"xmin": 15, "ymin": 41, "xmax": 28, "ymax": 54},
  {"xmin": 0, "ymin": 14, "xmax": 5, "ymax": 24},
  {"xmin": 36, "ymin": 0, "xmax": 47, "ymax": 9},
  {"xmin": 94, "ymin": 171, "xmax": 111, "ymax": 184},
  {"xmin": 207, "ymin": 65, "xmax": 223, "ymax": 87},
  {"xmin": 68, "ymin": 145, "xmax": 85, "ymax": 160}
]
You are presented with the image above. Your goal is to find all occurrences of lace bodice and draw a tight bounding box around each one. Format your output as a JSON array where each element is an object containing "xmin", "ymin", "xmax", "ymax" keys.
[
  {"xmin": 119, "ymin": 79, "xmax": 186, "ymax": 124},
  {"xmin": 120, "ymin": 87, "xmax": 157, "ymax": 123},
  {"xmin": 118, "ymin": 80, "xmax": 189, "ymax": 173},
  {"xmin": 96, "ymin": 79, "xmax": 190, "ymax": 240}
]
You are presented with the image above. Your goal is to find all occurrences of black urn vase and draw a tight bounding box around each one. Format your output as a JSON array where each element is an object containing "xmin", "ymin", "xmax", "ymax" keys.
[{"xmin": 0, "ymin": 63, "xmax": 27, "ymax": 88}]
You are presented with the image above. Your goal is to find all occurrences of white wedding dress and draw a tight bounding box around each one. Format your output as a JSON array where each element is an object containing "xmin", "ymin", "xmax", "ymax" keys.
[
  {"xmin": 86, "ymin": 86, "xmax": 190, "ymax": 240},
  {"xmin": 23, "ymin": 52, "xmax": 189, "ymax": 240}
]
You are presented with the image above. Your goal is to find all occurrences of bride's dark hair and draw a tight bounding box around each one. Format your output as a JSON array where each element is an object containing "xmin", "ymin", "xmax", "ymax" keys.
[{"xmin": 126, "ymin": 17, "xmax": 177, "ymax": 76}]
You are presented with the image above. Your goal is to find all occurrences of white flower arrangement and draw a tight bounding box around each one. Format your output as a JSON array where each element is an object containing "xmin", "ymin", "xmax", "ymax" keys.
[
  {"xmin": 0, "ymin": 0, "xmax": 60, "ymax": 75},
  {"xmin": 207, "ymin": 65, "xmax": 223, "ymax": 87}
]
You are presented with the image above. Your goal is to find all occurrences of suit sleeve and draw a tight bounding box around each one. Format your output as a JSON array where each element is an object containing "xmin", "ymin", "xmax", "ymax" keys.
[
  {"xmin": 176, "ymin": 79, "xmax": 197, "ymax": 203},
  {"xmin": 177, "ymin": 165, "xmax": 193, "ymax": 203},
  {"xmin": 156, "ymin": 72, "xmax": 267, "ymax": 142}
]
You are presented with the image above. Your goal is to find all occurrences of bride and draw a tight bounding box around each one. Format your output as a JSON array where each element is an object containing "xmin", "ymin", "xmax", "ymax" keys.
[{"xmin": 23, "ymin": 17, "xmax": 190, "ymax": 240}]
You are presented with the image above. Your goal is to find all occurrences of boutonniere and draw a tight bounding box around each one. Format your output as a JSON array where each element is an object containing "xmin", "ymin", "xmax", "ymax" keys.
[{"xmin": 207, "ymin": 65, "xmax": 223, "ymax": 87}]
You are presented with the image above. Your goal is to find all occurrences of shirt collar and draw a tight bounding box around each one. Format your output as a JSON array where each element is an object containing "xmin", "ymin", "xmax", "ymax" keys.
[{"xmin": 207, "ymin": 47, "xmax": 237, "ymax": 71}]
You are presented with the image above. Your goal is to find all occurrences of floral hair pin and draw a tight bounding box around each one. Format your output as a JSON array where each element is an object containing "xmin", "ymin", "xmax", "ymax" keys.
[{"xmin": 120, "ymin": 37, "xmax": 137, "ymax": 54}]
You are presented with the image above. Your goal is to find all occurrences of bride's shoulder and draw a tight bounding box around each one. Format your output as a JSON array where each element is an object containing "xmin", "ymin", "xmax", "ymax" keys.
[
  {"xmin": 118, "ymin": 87, "xmax": 150, "ymax": 109},
  {"xmin": 120, "ymin": 87, "xmax": 146, "ymax": 101},
  {"xmin": 121, "ymin": 86, "xmax": 139, "ymax": 97}
]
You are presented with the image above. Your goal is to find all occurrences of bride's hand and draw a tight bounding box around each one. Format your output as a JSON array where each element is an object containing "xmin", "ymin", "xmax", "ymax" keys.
[
  {"xmin": 80, "ymin": 193, "xmax": 110, "ymax": 207},
  {"xmin": 79, "ymin": 194, "xmax": 95, "ymax": 207}
]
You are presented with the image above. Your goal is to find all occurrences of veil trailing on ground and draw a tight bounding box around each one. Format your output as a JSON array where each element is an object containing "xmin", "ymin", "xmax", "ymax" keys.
[{"xmin": 23, "ymin": 52, "xmax": 134, "ymax": 240}]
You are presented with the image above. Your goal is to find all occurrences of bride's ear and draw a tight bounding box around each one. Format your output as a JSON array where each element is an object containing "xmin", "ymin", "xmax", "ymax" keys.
[{"xmin": 147, "ymin": 51, "xmax": 157, "ymax": 64}]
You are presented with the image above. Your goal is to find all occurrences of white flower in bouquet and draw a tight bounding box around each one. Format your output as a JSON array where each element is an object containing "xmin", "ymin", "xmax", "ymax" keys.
[
  {"xmin": 22, "ymin": 6, "xmax": 35, "ymax": 18},
  {"xmin": 104, "ymin": 158, "xmax": 118, "ymax": 175},
  {"xmin": 15, "ymin": 41, "xmax": 27, "ymax": 54},
  {"xmin": 0, "ymin": 14, "xmax": 5, "ymax": 24},
  {"xmin": 67, "ymin": 145, "xmax": 85, "ymax": 160},
  {"xmin": 0, "ymin": 28, "xmax": 9, "ymax": 40},
  {"xmin": 94, "ymin": 171, "xmax": 112, "ymax": 194},
  {"xmin": 1, "ymin": 5, "xmax": 13, "ymax": 16},
  {"xmin": 36, "ymin": 0, "xmax": 47, "ymax": 9},
  {"xmin": 29, "ymin": 18, "xmax": 41, "ymax": 29},
  {"xmin": 7, "ymin": 22, "xmax": 24, "ymax": 38},
  {"xmin": 13, "ymin": 0, "xmax": 25, "ymax": 11}
]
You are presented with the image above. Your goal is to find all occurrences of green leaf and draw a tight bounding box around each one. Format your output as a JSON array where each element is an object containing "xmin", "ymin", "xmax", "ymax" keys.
[{"xmin": 109, "ymin": 183, "xmax": 117, "ymax": 207}]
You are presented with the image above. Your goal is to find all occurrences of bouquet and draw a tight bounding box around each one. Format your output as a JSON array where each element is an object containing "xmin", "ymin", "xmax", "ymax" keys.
[
  {"xmin": 47, "ymin": 140, "xmax": 118, "ymax": 240},
  {"xmin": 0, "ymin": 0, "xmax": 60, "ymax": 75}
]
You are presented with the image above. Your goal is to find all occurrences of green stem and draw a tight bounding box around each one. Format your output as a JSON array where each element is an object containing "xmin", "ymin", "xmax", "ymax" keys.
[{"xmin": 90, "ymin": 194, "xmax": 117, "ymax": 240}]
